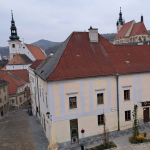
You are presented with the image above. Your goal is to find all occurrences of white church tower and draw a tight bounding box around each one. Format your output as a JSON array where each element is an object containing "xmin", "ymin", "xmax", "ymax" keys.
[{"xmin": 8, "ymin": 10, "xmax": 21, "ymax": 60}]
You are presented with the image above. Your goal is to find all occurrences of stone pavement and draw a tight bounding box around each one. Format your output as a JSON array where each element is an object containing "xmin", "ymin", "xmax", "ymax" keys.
[
  {"xmin": 61, "ymin": 123, "xmax": 150, "ymax": 150},
  {"xmin": 0, "ymin": 107, "xmax": 49, "ymax": 150}
]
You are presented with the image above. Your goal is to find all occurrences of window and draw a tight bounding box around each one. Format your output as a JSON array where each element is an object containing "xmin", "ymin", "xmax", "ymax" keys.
[
  {"xmin": 3, "ymin": 86, "xmax": 5, "ymax": 92},
  {"xmin": 124, "ymin": 90, "xmax": 130, "ymax": 100},
  {"xmin": 97, "ymin": 93, "xmax": 103, "ymax": 104},
  {"xmin": 42, "ymin": 91, "xmax": 44, "ymax": 101},
  {"xmin": 98, "ymin": 114, "xmax": 104, "ymax": 125},
  {"xmin": 12, "ymin": 44, "xmax": 15, "ymax": 48},
  {"xmin": 5, "ymin": 96, "xmax": 6, "ymax": 100},
  {"xmin": 23, "ymin": 47, "xmax": 25, "ymax": 49},
  {"xmin": 0, "ymin": 89, "xmax": 1, "ymax": 94},
  {"xmin": 0, "ymin": 99, "xmax": 1, "ymax": 103},
  {"xmin": 12, "ymin": 100, "xmax": 14, "ymax": 103},
  {"xmin": 20, "ymin": 97, "xmax": 22, "ymax": 103},
  {"xmin": 125, "ymin": 110, "xmax": 131, "ymax": 121},
  {"xmin": 69, "ymin": 97, "xmax": 77, "ymax": 109},
  {"xmin": 46, "ymin": 95, "xmax": 48, "ymax": 107}
]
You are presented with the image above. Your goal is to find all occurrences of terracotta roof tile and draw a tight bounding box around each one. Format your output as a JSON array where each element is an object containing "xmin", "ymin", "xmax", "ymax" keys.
[
  {"xmin": 2, "ymin": 72, "xmax": 25, "ymax": 94},
  {"xmin": 130, "ymin": 22, "xmax": 148, "ymax": 37},
  {"xmin": 0, "ymin": 69, "xmax": 29, "ymax": 82},
  {"xmin": 29, "ymin": 59, "xmax": 44, "ymax": 70},
  {"xmin": 115, "ymin": 21, "xmax": 133, "ymax": 40},
  {"xmin": 25, "ymin": 44, "xmax": 46, "ymax": 60},
  {"xmin": 36, "ymin": 32, "xmax": 150, "ymax": 82},
  {"xmin": 2, "ymin": 66, "xmax": 6, "ymax": 70},
  {"xmin": 8, "ymin": 54, "xmax": 33, "ymax": 65}
]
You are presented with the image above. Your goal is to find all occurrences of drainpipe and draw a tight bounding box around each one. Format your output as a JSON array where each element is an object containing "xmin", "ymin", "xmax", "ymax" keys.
[
  {"xmin": 116, "ymin": 73, "xmax": 120, "ymax": 131},
  {"xmin": 36, "ymin": 75, "xmax": 40, "ymax": 116}
]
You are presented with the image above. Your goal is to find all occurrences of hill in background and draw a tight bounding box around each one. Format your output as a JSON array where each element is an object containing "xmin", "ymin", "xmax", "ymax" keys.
[
  {"xmin": 31, "ymin": 39, "xmax": 61, "ymax": 50},
  {"xmin": 1, "ymin": 30, "xmax": 150, "ymax": 57}
]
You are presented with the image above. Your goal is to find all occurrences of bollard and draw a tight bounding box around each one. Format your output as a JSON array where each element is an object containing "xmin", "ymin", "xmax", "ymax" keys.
[{"xmin": 81, "ymin": 144, "xmax": 84, "ymax": 150}]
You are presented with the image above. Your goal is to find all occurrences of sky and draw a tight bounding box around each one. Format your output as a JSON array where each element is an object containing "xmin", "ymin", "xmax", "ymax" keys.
[{"xmin": 0, "ymin": 0, "xmax": 150, "ymax": 46}]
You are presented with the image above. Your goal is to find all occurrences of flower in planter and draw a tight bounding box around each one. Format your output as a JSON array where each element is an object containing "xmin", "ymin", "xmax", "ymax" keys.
[{"xmin": 136, "ymin": 135, "xmax": 145, "ymax": 143}]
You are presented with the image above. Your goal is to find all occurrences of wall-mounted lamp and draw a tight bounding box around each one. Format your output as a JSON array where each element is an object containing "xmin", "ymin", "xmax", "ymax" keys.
[{"xmin": 46, "ymin": 112, "xmax": 50, "ymax": 118}]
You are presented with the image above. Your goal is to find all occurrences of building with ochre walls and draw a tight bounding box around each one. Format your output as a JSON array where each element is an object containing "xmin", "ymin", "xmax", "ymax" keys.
[{"xmin": 29, "ymin": 27, "xmax": 150, "ymax": 149}]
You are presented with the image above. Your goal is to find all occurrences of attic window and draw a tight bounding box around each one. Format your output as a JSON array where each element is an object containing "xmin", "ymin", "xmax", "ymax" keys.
[
  {"xmin": 23, "ymin": 47, "xmax": 25, "ymax": 49},
  {"xmin": 41, "ymin": 70, "xmax": 44, "ymax": 74},
  {"xmin": 126, "ymin": 61, "xmax": 130, "ymax": 64}
]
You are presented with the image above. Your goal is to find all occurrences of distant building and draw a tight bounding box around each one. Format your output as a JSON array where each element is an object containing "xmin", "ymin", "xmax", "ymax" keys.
[
  {"xmin": 7, "ymin": 11, "xmax": 46, "ymax": 69},
  {"xmin": 6, "ymin": 54, "xmax": 33, "ymax": 70},
  {"xmin": 0, "ymin": 79, "xmax": 9, "ymax": 118},
  {"xmin": 0, "ymin": 70, "xmax": 30, "ymax": 110},
  {"xmin": 114, "ymin": 8, "xmax": 150, "ymax": 44}
]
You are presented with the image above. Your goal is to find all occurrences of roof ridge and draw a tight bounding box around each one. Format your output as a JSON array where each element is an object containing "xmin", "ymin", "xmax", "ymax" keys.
[
  {"xmin": 8, "ymin": 72, "xmax": 24, "ymax": 86},
  {"xmin": 35, "ymin": 32, "xmax": 73, "ymax": 80},
  {"xmin": 47, "ymin": 33, "xmax": 73, "ymax": 80}
]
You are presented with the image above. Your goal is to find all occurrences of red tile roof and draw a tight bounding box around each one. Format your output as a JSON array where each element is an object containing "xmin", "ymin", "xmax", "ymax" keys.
[
  {"xmin": 29, "ymin": 59, "xmax": 44, "ymax": 70},
  {"xmin": 2, "ymin": 66, "xmax": 6, "ymax": 70},
  {"xmin": 130, "ymin": 22, "xmax": 148, "ymax": 37},
  {"xmin": 46, "ymin": 32, "xmax": 116, "ymax": 81},
  {"xmin": 2, "ymin": 72, "xmax": 25, "ymax": 94},
  {"xmin": 25, "ymin": 44, "xmax": 46, "ymax": 60},
  {"xmin": 0, "ymin": 69, "xmax": 29, "ymax": 82},
  {"xmin": 115, "ymin": 21, "xmax": 133, "ymax": 40},
  {"xmin": 36, "ymin": 32, "xmax": 150, "ymax": 82},
  {"xmin": 8, "ymin": 54, "xmax": 33, "ymax": 65}
]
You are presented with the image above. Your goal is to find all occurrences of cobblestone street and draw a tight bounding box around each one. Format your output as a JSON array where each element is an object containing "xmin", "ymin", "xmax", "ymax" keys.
[{"xmin": 0, "ymin": 107, "xmax": 49, "ymax": 150}]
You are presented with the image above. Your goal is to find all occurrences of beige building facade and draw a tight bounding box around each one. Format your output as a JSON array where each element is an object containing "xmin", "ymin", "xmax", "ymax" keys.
[{"xmin": 0, "ymin": 79, "xmax": 9, "ymax": 117}]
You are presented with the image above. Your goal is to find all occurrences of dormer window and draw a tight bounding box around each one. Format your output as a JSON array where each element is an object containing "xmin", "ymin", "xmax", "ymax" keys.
[{"xmin": 12, "ymin": 44, "xmax": 15, "ymax": 48}]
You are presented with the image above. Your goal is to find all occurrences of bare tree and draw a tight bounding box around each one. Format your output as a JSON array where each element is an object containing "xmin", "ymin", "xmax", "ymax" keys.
[{"xmin": 100, "ymin": 113, "xmax": 109, "ymax": 146}]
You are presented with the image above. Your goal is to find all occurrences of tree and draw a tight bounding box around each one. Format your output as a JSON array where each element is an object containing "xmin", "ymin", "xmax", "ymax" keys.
[
  {"xmin": 101, "ymin": 114, "xmax": 109, "ymax": 146},
  {"xmin": 132, "ymin": 104, "xmax": 139, "ymax": 137}
]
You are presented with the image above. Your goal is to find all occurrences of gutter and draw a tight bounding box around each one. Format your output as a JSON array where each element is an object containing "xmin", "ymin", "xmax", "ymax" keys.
[{"xmin": 116, "ymin": 73, "xmax": 120, "ymax": 131}]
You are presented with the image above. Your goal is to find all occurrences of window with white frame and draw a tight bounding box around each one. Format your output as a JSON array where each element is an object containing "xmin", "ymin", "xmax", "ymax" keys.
[
  {"xmin": 124, "ymin": 90, "xmax": 130, "ymax": 101},
  {"xmin": 98, "ymin": 114, "xmax": 104, "ymax": 125},
  {"xmin": 97, "ymin": 93, "xmax": 104, "ymax": 104},
  {"xmin": 125, "ymin": 110, "xmax": 131, "ymax": 121},
  {"xmin": 69, "ymin": 97, "xmax": 77, "ymax": 109}
]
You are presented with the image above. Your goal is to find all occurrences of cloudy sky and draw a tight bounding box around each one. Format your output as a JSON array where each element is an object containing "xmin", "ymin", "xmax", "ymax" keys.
[{"xmin": 0, "ymin": 0, "xmax": 150, "ymax": 46}]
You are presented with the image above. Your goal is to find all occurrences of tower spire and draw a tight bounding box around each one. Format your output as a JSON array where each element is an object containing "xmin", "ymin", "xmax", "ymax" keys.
[{"xmin": 9, "ymin": 10, "xmax": 20, "ymax": 41}]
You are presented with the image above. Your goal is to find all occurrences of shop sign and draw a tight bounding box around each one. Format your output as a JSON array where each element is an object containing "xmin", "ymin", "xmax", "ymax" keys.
[{"xmin": 142, "ymin": 101, "xmax": 150, "ymax": 106}]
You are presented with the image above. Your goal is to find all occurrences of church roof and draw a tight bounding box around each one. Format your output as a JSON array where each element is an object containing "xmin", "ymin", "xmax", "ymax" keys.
[
  {"xmin": 115, "ymin": 20, "xmax": 133, "ymax": 40},
  {"xmin": 8, "ymin": 54, "xmax": 33, "ymax": 65},
  {"xmin": 25, "ymin": 44, "xmax": 46, "ymax": 60},
  {"xmin": 129, "ymin": 22, "xmax": 148, "ymax": 37},
  {"xmin": 35, "ymin": 31, "xmax": 150, "ymax": 82}
]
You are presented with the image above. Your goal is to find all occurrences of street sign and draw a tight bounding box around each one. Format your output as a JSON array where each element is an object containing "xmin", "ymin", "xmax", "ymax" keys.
[{"xmin": 81, "ymin": 129, "xmax": 85, "ymax": 134}]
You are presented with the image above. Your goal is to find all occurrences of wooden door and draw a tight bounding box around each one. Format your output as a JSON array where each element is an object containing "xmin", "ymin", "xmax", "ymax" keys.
[{"xmin": 144, "ymin": 107, "xmax": 149, "ymax": 122}]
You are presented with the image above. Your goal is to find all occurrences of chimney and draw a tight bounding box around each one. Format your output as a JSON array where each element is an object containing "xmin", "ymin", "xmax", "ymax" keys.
[
  {"xmin": 141, "ymin": 15, "xmax": 143, "ymax": 23},
  {"xmin": 88, "ymin": 26, "xmax": 98, "ymax": 42}
]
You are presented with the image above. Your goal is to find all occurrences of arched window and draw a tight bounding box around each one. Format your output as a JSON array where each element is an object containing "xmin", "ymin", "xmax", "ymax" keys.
[
  {"xmin": 139, "ymin": 37, "xmax": 142, "ymax": 42},
  {"xmin": 12, "ymin": 44, "xmax": 15, "ymax": 48}
]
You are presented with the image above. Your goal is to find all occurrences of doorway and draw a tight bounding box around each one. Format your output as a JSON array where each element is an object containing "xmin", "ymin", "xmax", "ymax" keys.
[
  {"xmin": 70, "ymin": 119, "xmax": 78, "ymax": 144},
  {"xmin": 1, "ymin": 111, "xmax": 3, "ymax": 116},
  {"xmin": 143, "ymin": 107, "xmax": 149, "ymax": 122}
]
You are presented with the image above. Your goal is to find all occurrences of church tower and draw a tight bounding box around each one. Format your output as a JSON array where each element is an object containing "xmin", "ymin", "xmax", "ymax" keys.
[
  {"xmin": 8, "ymin": 10, "xmax": 21, "ymax": 60},
  {"xmin": 116, "ymin": 7, "xmax": 125, "ymax": 33}
]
